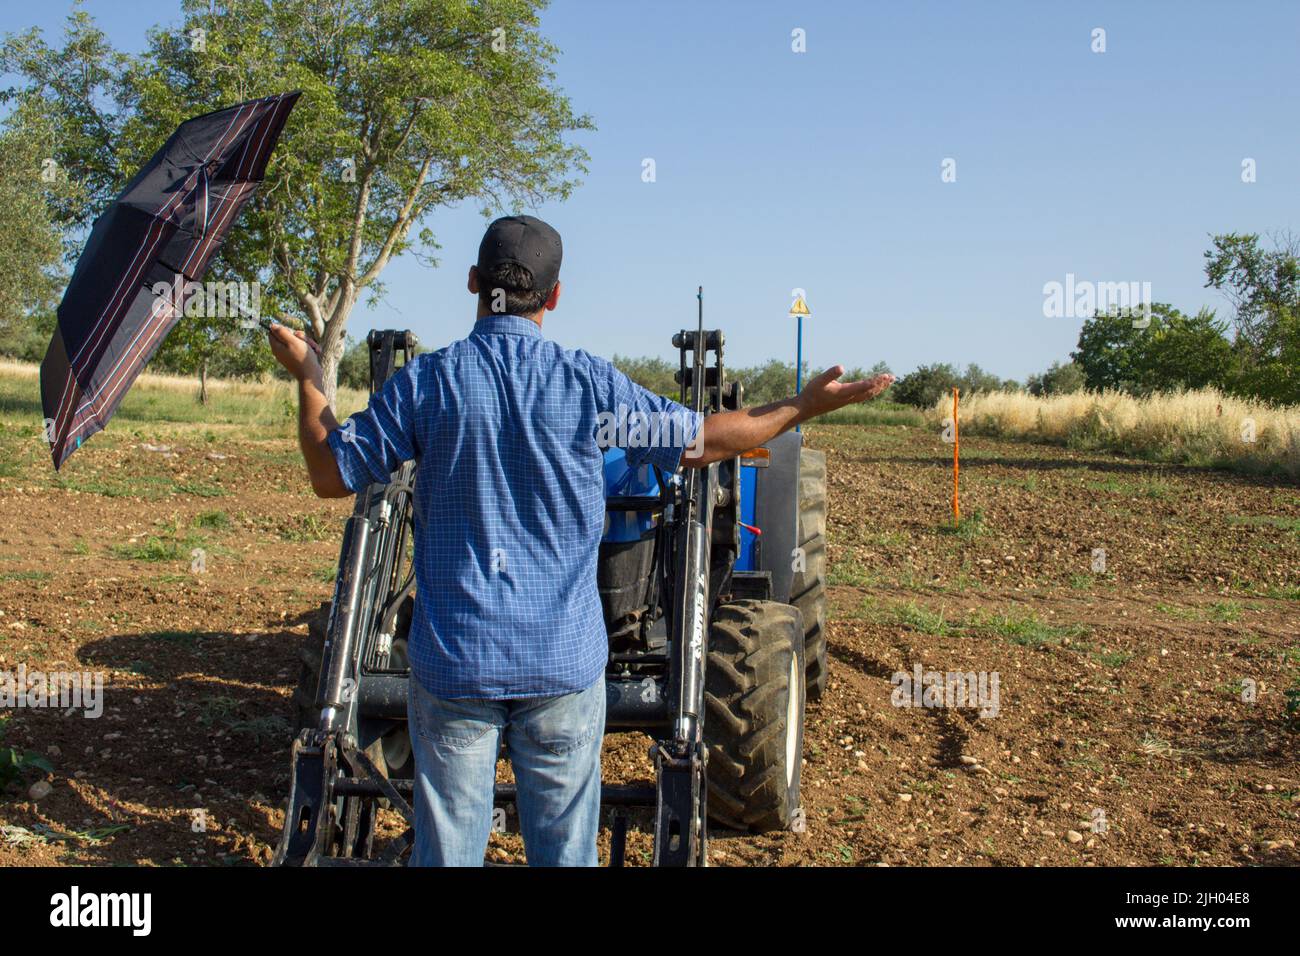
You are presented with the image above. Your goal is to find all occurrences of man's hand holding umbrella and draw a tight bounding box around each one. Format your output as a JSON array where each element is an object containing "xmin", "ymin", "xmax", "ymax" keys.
[
  {"xmin": 267, "ymin": 318, "xmax": 350, "ymax": 498},
  {"xmin": 266, "ymin": 318, "xmax": 322, "ymax": 382}
]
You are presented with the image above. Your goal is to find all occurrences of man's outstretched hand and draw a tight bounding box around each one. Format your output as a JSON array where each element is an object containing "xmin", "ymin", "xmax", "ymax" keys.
[
  {"xmin": 796, "ymin": 367, "xmax": 895, "ymax": 419},
  {"xmin": 686, "ymin": 366, "xmax": 896, "ymax": 467},
  {"xmin": 267, "ymin": 318, "xmax": 323, "ymax": 383}
]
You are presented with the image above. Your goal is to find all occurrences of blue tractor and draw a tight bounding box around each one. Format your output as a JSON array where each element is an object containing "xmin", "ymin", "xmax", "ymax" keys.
[{"xmin": 276, "ymin": 293, "xmax": 829, "ymax": 866}]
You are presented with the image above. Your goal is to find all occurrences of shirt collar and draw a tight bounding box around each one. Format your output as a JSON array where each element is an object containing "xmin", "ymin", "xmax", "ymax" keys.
[{"xmin": 472, "ymin": 314, "xmax": 543, "ymax": 338}]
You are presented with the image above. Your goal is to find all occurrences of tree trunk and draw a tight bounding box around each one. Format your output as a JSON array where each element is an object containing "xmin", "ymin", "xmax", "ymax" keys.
[
  {"xmin": 321, "ymin": 338, "xmax": 346, "ymax": 408},
  {"xmin": 199, "ymin": 358, "xmax": 209, "ymax": 406},
  {"xmin": 319, "ymin": 290, "xmax": 357, "ymax": 408}
]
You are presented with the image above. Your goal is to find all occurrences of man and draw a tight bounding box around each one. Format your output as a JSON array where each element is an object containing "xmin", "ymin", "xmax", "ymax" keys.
[{"xmin": 268, "ymin": 215, "xmax": 893, "ymax": 866}]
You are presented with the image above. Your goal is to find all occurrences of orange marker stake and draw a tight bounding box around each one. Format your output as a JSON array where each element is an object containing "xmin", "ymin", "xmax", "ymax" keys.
[{"xmin": 952, "ymin": 387, "xmax": 960, "ymax": 524}]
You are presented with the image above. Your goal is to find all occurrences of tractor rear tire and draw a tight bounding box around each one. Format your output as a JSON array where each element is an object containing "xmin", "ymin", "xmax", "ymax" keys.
[
  {"xmin": 792, "ymin": 448, "xmax": 829, "ymax": 700},
  {"xmin": 704, "ymin": 599, "xmax": 805, "ymax": 832}
]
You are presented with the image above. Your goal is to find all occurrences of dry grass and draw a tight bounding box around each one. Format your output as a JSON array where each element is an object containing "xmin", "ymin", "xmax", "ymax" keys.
[
  {"xmin": 934, "ymin": 388, "xmax": 1300, "ymax": 477},
  {"xmin": 0, "ymin": 359, "xmax": 369, "ymax": 438},
  {"xmin": 0, "ymin": 358, "xmax": 366, "ymax": 404}
]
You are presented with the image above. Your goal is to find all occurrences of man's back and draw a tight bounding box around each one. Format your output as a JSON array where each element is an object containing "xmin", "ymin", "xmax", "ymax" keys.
[{"xmin": 328, "ymin": 313, "xmax": 700, "ymax": 699}]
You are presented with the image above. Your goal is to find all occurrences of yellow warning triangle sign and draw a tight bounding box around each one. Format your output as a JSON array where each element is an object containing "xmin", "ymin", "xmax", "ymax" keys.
[{"xmin": 788, "ymin": 296, "xmax": 810, "ymax": 317}]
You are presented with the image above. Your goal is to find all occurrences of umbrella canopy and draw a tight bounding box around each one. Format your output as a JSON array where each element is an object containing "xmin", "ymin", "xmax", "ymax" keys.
[{"xmin": 40, "ymin": 91, "xmax": 300, "ymax": 469}]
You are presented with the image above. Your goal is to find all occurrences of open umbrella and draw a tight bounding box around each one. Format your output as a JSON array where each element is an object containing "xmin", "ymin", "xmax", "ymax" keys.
[{"xmin": 40, "ymin": 91, "xmax": 300, "ymax": 469}]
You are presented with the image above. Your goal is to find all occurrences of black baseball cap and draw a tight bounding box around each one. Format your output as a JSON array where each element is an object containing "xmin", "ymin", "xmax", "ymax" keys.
[{"xmin": 476, "ymin": 215, "xmax": 562, "ymax": 291}]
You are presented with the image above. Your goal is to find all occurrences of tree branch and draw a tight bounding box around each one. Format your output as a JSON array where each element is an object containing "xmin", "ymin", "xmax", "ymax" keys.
[{"xmin": 358, "ymin": 153, "xmax": 433, "ymax": 288}]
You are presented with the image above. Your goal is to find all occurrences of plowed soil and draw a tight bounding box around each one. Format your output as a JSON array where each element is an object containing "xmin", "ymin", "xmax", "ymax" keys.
[{"xmin": 1, "ymin": 422, "xmax": 1297, "ymax": 866}]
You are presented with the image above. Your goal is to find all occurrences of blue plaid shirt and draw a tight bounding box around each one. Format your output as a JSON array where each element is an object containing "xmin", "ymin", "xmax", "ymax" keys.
[{"xmin": 327, "ymin": 314, "xmax": 703, "ymax": 699}]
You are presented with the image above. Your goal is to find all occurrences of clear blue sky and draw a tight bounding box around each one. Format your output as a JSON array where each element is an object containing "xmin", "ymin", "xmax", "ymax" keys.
[{"xmin": 4, "ymin": 1, "xmax": 1298, "ymax": 380}]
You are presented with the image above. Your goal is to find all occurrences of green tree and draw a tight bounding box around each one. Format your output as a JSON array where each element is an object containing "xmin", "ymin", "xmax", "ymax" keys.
[
  {"xmin": 892, "ymin": 362, "xmax": 1011, "ymax": 408},
  {"xmin": 612, "ymin": 354, "xmax": 677, "ymax": 397},
  {"xmin": 0, "ymin": 7, "xmax": 128, "ymax": 240},
  {"xmin": 1072, "ymin": 304, "xmax": 1232, "ymax": 396},
  {"xmin": 893, "ymin": 362, "xmax": 961, "ymax": 409},
  {"xmin": 1226, "ymin": 305, "xmax": 1300, "ymax": 405},
  {"xmin": 732, "ymin": 359, "xmax": 809, "ymax": 406},
  {"xmin": 149, "ymin": 296, "xmax": 266, "ymax": 403},
  {"xmin": 1025, "ymin": 360, "xmax": 1084, "ymax": 397},
  {"xmin": 842, "ymin": 360, "xmax": 894, "ymax": 402},
  {"xmin": 1071, "ymin": 308, "xmax": 1145, "ymax": 393},
  {"xmin": 3, "ymin": 1, "xmax": 592, "ymax": 403},
  {"xmin": 1204, "ymin": 232, "xmax": 1300, "ymax": 359},
  {"xmin": 0, "ymin": 106, "xmax": 81, "ymax": 358},
  {"xmin": 1204, "ymin": 233, "xmax": 1300, "ymax": 404},
  {"xmin": 1141, "ymin": 307, "xmax": 1233, "ymax": 394},
  {"xmin": 337, "ymin": 335, "xmax": 372, "ymax": 392},
  {"xmin": 960, "ymin": 362, "xmax": 1010, "ymax": 394}
]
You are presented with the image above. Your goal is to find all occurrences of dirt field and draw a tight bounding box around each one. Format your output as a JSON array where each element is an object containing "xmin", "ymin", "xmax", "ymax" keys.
[{"xmin": 1, "ymin": 417, "xmax": 1297, "ymax": 866}]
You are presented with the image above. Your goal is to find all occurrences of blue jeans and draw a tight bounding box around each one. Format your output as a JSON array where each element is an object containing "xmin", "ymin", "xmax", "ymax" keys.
[{"xmin": 406, "ymin": 675, "xmax": 606, "ymax": 866}]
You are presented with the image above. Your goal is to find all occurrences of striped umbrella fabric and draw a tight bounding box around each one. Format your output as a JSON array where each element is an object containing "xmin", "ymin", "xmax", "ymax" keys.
[{"xmin": 40, "ymin": 91, "xmax": 301, "ymax": 469}]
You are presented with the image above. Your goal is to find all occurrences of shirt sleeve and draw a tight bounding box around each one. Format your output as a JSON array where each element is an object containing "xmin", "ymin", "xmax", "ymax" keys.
[
  {"xmin": 327, "ymin": 358, "xmax": 425, "ymax": 493},
  {"xmin": 587, "ymin": 353, "xmax": 704, "ymax": 472}
]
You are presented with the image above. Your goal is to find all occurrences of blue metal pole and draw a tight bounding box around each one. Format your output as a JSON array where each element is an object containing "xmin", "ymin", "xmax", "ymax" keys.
[{"xmin": 795, "ymin": 314, "xmax": 803, "ymax": 433}]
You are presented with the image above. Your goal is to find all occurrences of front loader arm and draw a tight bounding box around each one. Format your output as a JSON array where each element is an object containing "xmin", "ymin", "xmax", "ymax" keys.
[
  {"xmin": 653, "ymin": 456, "xmax": 715, "ymax": 866},
  {"xmin": 274, "ymin": 330, "xmax": 419, "ymax": 867},
  {"xmin": 652, "ymin": 293, "xmax": 727, "ymax": 867}
]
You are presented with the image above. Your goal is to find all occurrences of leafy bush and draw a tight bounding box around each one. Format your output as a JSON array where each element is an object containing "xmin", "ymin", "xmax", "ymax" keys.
[
  {"xmin": 1026, "ymin": 360, "xmax": 1085, "ymax": 397},
  {"xmin": 613, "ymin": 354, "xmax": 678, "ymax": 397},
  {"xmin": 0, "ymin": 716, "xmax": 53, "ymax": 790},
  {"xmin": 894, "ymin": 363, "xmax": 1011, "ymax": 409},
  {"xmin": 893, "ymin": 363, "xmax": 962, "ymax": 409},
  {"xmin": 1072, "ymin": 304, "xmax": 1234, "ymax": 396}
]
